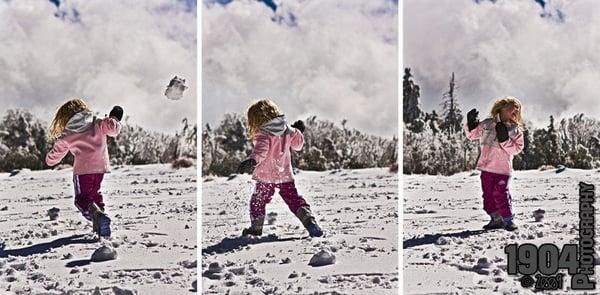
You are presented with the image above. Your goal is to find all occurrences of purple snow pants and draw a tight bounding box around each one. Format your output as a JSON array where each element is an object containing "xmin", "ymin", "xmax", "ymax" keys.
[
  {"xmin": 480, "ymin": 171, "xmax": 513, "ymax": 218},
  {"xmin": 249, "ymin": 182, "xmax": 309, "ymax": 221},
  {"xmin": 73, "ymin": 174, "xmax": 105, "ymax": 221}
]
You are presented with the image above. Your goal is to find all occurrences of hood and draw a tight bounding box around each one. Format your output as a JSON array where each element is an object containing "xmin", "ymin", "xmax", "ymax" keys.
[
  {"xmin": 64, "ymin": 111, "xmax": 95, "ymax": 134},
  {"xmin": 260, "ymin": 115, "xmax": 291, "ymax": 136}
]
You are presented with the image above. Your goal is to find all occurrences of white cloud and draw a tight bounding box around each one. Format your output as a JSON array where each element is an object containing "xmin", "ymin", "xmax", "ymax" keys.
[
  {"xmin": 202, "ymin": 0, "xmax": 398, "ymax": 137},
  {"xmin": 405, "ymin": 0, "xmax": 600, "ymax": 128},
  {"xmin": 0, "ymin": 0, "xmax": 196, "ymax": 133}
]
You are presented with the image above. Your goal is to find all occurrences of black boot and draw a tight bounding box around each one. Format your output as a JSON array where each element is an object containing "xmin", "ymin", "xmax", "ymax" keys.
[
  {"xmin": 88, "ymin": 203, "xmax": 111, "ymax": 238},
  {"xmin": 296, "ymin": 207, "xmax": 323, "ymax": 237},
  {"xmin": 482, "ymin": 212, "xmax": 504, "ymax": 230},
  {"xmin": 242, "ymin": 217, "xmax": 264, "ymax": 236},
  {"xmin": 504, "ymin": 221, "xmax": 518, "ymax": 231},
  {"xmin": 502, "ymin": 216, "xmax": 518, "ymax": 231}
]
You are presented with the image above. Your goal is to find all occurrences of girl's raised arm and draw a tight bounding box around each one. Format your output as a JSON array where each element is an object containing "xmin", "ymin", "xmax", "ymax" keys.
[
  {"xmin": 289, "ymin": 129, "xmax": 304, "ymax": 151},
  {"xmin": 499, "ymin": 128, "xmax": 525, "ymax": 155},
  {"xmin": 45, "ymin": 138, "xmax": 69, "ymax": 167},
  {"xmin": 98, "ymin": 117, "xmax": 122, "ymax": 137},
  {"xmin": 464, "ymin": 122, "xmax": 483, "ymax": 140}
]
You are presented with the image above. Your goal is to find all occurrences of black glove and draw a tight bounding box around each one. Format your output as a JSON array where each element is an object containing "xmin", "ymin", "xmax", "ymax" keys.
[
  {"xmin": 467, "ymin": 108, "xmax": 479, "ymax": 131},
  {"xmin": 291, "ymin": 120, "xmax": 305, "ymax": 133},
  {"xmin": 238, "ymin": 158, "xmax": 257, "ymax": 174},
  {"xmin": 496, "ymin": 122, "xmax": 509, "ymax": 143},
  {"xmin": 109, "ymin": 106, "xmax": 124, "ymax": 121}
]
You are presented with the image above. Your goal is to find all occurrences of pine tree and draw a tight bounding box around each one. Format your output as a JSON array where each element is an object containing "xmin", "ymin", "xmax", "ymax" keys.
[
  {"xmin": 531, "ymin": 116, "xmax": 564, "ymax": 167},
  {"xmin": 440, "ymin": 72, "xmax": 463, "ymax": 134},
  {"xmin": 403, "ymin": 68, "xmax": 424, "ymax": 126}
]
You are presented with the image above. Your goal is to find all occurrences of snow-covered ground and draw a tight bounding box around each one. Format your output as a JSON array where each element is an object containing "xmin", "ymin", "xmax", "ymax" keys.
[
  {"xmin": 404, "ymin": 168, "xmax": 600, "ymax": 294},
  {"xmin": 202, "ymin": 168, "xmax": 399, "ymax": 294},
  {"xmin": 0, "ymin": 164, "xmax": 197, "ymax": 295}
]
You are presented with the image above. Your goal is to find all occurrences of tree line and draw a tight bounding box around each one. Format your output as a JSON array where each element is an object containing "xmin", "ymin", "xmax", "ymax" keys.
[
  {"xmin": 0, "ymin": 109, "xmax": 196, "ymax": 172},
  {"xmin": 202, "ymin": 114, "xmax": 398, "ymax": 176},
  {"xmin": 403, "ymin": 68, "xmax": 600, "ymax": 175}
]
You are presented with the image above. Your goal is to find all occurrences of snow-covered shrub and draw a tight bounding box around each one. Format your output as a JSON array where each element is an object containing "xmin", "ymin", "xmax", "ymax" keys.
[
  {"xmin": 566, "ymin": 144, "xmax": 593, "ymax": 169},
  {"xmin": 108, "ymin": 117, "xmax": 196, "ymax": 166},
  {"xmin": 172, "ymin": 157, "xmax": 195, "ymax": 169},
  {"xmin": 403, "ymin": 122, "xmax": 479, "ymax": 176},
  {"xmin": 0, "ymin": 110, "xmax": 48, "ymax": 171},
  {"xmin": 299, "ymin": 146, "xmax": 328, "ymax": 171},
  {"xmin": 108, "ymin": 124, "xmax": 171, "ymax": 165},
  {"xmin": 404, "ymin": 112, "xmax": 600, "ymax": 175},
  {"xmin": 202, "ymin": 113, "xmax": 397, "ymax": 176},
  {"xmin": 214, "ymin": 113, "xmax": 249, "ymax": 153},
  {"xmin": 201, "ymin": 114, "xmax": 250, "ymax": 176},
  {"xmin": 161, "ymin": 118, "xmax": 197, "ymax": 163},
  {"xmin": 0, "ymin": 109, "xmax": 193, "ymax": 172}
]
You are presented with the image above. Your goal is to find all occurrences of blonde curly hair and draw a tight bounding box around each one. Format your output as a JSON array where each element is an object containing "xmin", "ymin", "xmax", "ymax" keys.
[
  {"xmin": 49, "ymin": 98, "xmax": 91, "ymax": 140},
  {"xmin": 489, "ymin": 96, "xmax": 523, "ymax": 126},
  {"xmin": 246, "ymin": 99, "xmax": 282, "ymax": 139}
]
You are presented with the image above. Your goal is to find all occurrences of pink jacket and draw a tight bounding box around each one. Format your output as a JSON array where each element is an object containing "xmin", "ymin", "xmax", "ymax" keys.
[
  {"xmin": 251, "ymin": 116, "xmax": 304, "ymax": 184},
  {"xmin": 46, "ymin": 112, "xmax": 122, "ymax": 175},
  {"xmin": 464, "ymin": 118, "xmax": 524, "ymax": 176}
]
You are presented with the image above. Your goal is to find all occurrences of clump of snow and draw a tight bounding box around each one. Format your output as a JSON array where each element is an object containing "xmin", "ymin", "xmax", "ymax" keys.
[
  {"xmin": 203, "ymin": 262, "xmax": 225, "ymax": 280},
  {"xmin": 308, "ymin": 249, "xmax": 336, "ymax": 267},
  {"xmin": 112, "ymin": 286, "xmax": 137, "ymax": 295},
  {"xmin": 475, "ymin": 257, "xmax": 491, "ymax": 269},
  {"xmin": 414, "ymin": 208, "xmax": 437, "ymax": 214},
  {"xmin": 533, "ymin": 209, "xmax": 546, "ymax": 222},
  {"xmin": 208, "ymin": 262, "xmax": 223, "ymax": 273},
  {"xmin": 179, "ymin": 260, "xmax": 197, "ymax": 269},
  {"xmin": 229, "ymin": 266, "xmax": 245, "ymax": 275},
  {"xmin": 47, "ymin": 207, "xmax": 60, "ymax": 220},
  {"xmin": 435, "ymin": 236, "xmax": 452, "ymax": 245},
  {"xmin": 91, "ymin": 245, "xmax": 117, "ymax": 262},
  {"xmin": 267, "ymin": 212, "xmax": 278, "ymax": 225}
]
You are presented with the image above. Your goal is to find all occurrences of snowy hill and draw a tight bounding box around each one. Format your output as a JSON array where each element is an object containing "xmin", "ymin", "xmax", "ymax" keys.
[
  {"xmin": 202, "ymin": 168, "xmax": 399, "ymax": 294},
  {"xmin": 404, "ymin": 168, "xmax": 599, "ymax": 294},
  {"xmin": 0, "ymin": 164, "xmax": 197, "ymax": 294}
]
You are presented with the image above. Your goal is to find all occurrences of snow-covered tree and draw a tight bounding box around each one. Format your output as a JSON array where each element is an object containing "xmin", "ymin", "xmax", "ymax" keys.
[
  {"xmin": 0, "ymin": 109, "xmax": 192, "ymax": 172},
  {"xmin": 0, "ymin": 109, "xmax": 48, "ymax": 171},
  {"xmin": 403, "ymin": 68, "xmax": 425, "ymax": 125},
  {"xmin": 202, "ymin": 113, "xmax": 397, "ymax": 176},
  {"xmin": 566, "ymin": 144, "xmax": 593, "ymax": 169},
  {"xmin": 439, "ymin": 72, "xmax": 463, "ymax": 134}
]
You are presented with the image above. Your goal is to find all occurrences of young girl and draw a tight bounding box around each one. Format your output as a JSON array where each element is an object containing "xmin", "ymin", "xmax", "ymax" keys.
[
  {"xmin": 46, "ymin": 99, "xmax": 123, "ymax": 237},
  {"xmin": 238, "ymin": 99, "xmax": 323, "ymax": 237},
  {"xmin": 464, "ymin": 96, "xmax": 524, "ymax": 231}
]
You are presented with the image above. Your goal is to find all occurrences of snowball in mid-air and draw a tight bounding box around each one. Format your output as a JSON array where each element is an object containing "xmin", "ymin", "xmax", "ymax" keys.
[{"xmin": 164, "ymin": 76, "xmax": 188, "ymax": 100}]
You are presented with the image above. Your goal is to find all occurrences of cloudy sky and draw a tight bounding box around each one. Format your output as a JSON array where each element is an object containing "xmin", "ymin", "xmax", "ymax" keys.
[
  {"xmin": 202, "ymin": 0, "xmax": 398, "ymax": 137},
  {"xmin": 405, "ymin": 0, "xmax": 600, "ymax": 128},
  {"xmin": 0, "ymin": 0, "xmax": 196, "ymax": 134}
]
